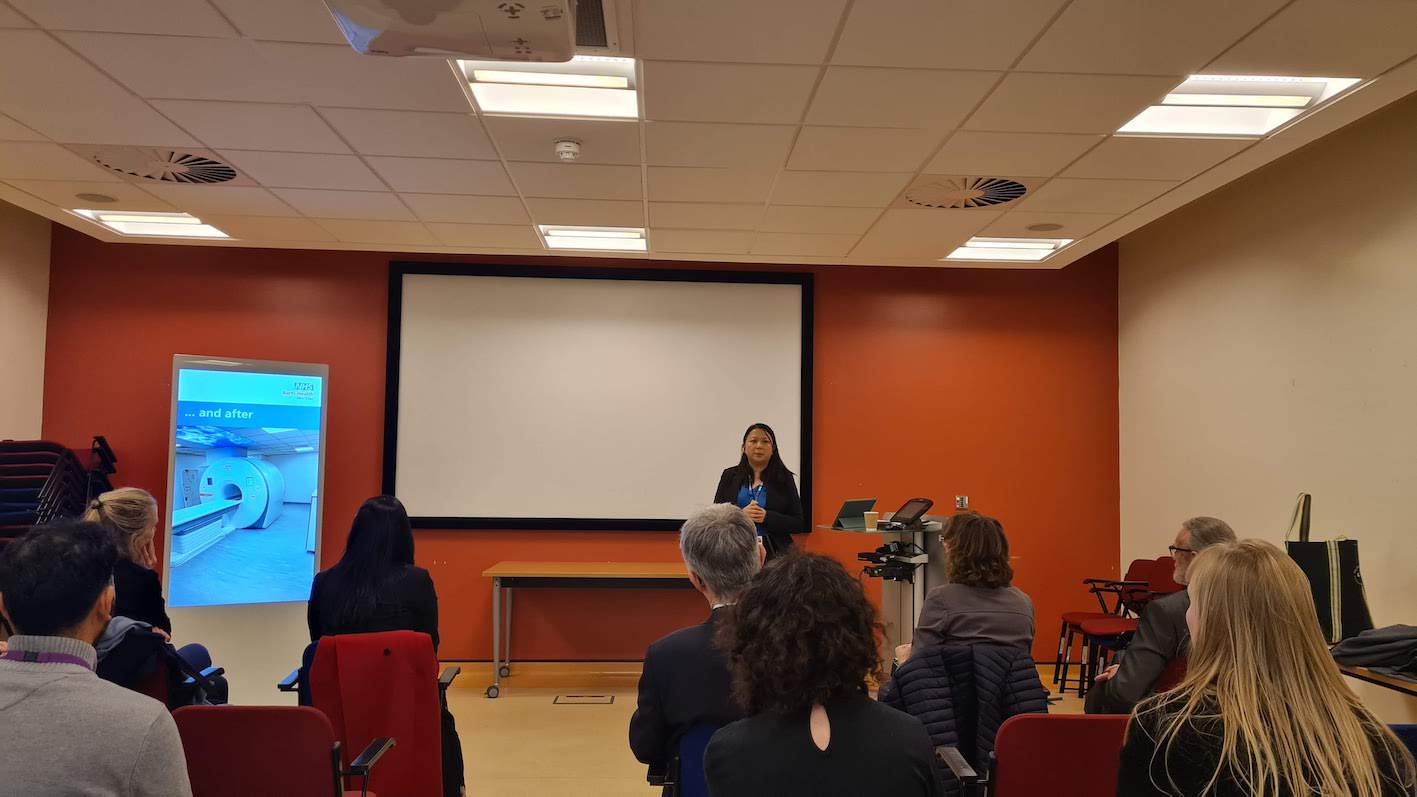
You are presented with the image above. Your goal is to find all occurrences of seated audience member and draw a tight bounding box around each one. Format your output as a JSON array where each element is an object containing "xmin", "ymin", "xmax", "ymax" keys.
[
  {"xmin": 1118, "ymin": 540, "xmax": 1416, "ymax": 796},
  {"xmin": 308, "ymin": 495, "xmax": 463, "ymax": 797},
  {"xmin": 0, "ymin": 520, "xmax": 192, "ymax": 796},
  {"xmin": 630, "ymin": 504, "xmax": 765, "ymax": 775},
  {"xmin": 85, "ymin": 487, "xmax": 171, "ymax": 634},
  {"xmin": 1085, "ymin": 516, "xmax": 1235, "ymax": 715},
  {"xmin": 705, "ymin": 553, "xmax": 943, "ymax": 797},
  {"xmin": 896, "ymin": 512, "xmax": 1032, "ymax": 667}
]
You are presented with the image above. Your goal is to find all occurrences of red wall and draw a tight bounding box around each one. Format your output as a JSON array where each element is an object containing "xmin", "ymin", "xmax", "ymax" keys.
[{"xmin": 42, "ymin": 226, "xmax": 1119, "ymax": 662}]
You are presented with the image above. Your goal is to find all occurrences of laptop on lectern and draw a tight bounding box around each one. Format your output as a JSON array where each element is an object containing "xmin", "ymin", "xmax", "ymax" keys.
[{"xmin": 830, "ymin": 498, "xmax": 877, "ymax": 531}]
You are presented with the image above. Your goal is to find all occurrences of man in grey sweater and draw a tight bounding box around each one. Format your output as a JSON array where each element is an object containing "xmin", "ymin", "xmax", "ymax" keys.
[{"xmin": 0, "ymin": 519, "xmax": 192, "ymax": 796}]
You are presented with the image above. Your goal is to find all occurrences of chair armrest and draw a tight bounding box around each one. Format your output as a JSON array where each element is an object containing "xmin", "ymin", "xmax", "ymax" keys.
[
  {"xmin": 935, "ymin": 745, "xmax": 977, "ymax": 781},
  {"xmin": 438, "ymin": 665, "xmax": 461, "ymax": 689},
  {"xmin": 647, "ymin": 773, "xmax": 666, "ymax": 786},
  {"xmin": 276, "ymin": 667, "xmax": 299, "ymax": 692},
  {"xmin": 181, "ymin": 666, "xmax": 224, "ymax": 688},
  {"xmin": 347, "ymin": 737, "xmax": 396, "ymax": 776}
]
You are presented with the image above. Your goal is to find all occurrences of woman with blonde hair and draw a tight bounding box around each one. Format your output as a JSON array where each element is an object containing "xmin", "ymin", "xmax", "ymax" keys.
[
  {"xmin": 85, "ymin": 487, "xmax": 170, "ymax": 633},
  {"xmin": 1118, "ymin": 539, "xmax": 1415, "ymax": 796}
]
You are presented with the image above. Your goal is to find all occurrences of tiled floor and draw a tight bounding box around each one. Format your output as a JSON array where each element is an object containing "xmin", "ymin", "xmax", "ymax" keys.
[{"xmin": 169, "ymin": 503, "xmax": 314, "ymax": 606}]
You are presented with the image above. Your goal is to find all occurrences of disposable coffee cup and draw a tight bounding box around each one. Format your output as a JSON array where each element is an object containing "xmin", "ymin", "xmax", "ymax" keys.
[{"xmin": 863, "ymin": 511, "xmax": 880, "ymax": 531}]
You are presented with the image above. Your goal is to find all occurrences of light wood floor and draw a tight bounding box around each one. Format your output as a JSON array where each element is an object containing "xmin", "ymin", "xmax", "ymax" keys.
[{"xmin": 445, "ymin": 662, "xmax": 1084, "ymax": 796}]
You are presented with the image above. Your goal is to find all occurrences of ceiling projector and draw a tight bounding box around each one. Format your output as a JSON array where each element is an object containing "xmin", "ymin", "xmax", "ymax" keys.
[{"xmin": 323, "ymin": 0, "xmax": 577, "ymax": 61}]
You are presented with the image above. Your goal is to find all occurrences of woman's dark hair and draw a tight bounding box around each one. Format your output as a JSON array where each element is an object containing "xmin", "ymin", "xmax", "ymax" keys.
[
  {"xmin": 733, "ymin": 422, "xmax": 795, "ymax": 487},
  {"xmin": 323, "ymin": 495, "xmax": 416, "ymax": 629},
  {"xmin": 942, "ymin": 512, "xmax": 1013, "ymax": 588},
  {"xmin": 716, "ymin": 552, "xmax": 882, "ymax": 715}
]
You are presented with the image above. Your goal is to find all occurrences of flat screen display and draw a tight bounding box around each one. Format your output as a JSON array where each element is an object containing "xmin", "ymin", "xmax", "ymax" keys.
[{"xmin": 165, "ymin": 359, "xmax": 328, "ymax": 607}]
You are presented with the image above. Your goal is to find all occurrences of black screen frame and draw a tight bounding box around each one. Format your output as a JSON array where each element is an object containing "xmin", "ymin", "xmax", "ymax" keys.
[{"xmin": 383, "ymin": 262, "xmax": 814, "ymax": 532}]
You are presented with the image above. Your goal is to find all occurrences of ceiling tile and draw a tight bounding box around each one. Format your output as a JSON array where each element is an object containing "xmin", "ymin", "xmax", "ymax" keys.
[
  {"xmin": 0, "ymin": 31, "xmax": 200, "ymax": 145},
  {"xmin": 315, "ymin": 219, "xmax": 435, "ymax": 245},
  {"xmin": 0, "ymin": 4, "xmax": 32, "ymax": 26},
  {"xmin": 525, "ymin": 198, "xmax": 644, "ymax": 227},
  {"xmin": 760, "ymin": 205, "xmax": 881, "ymax": 235},
  {"xmin": 59, "ymin": 32, "xmax": 305, "ymax": 103},
  {"xmin": 483, "ymin": 117, "xmax": 638, "ymax": 165},
  {"xmin": 0, "ymin": 113, "xmax": 43, "ymax": 141},
  {"xmin": 209, "ymin": 0, "xmax": 346, "ymax": 44},
  {"xmin": 648, "ymin": 202, "xmax": 763, "ymax": 230},
  {"xmin": 258, "ymin": 42, "xmax": 470, "ymax": 111},
  {"xmin": 401, "ymin": 193, "xmax": 530, "ymax": 224},
  {"xmin": 366, "ymin": 156, "xmax": 514, "ymax": 195},
  {"xmin": 1209, "ymin": 0, "xmax": 1417, "ymax": 78},
  {"xmin": 1017, "ymin": 178, "xmax": 1175, "ymax": 214},
  {"xmin": 751, "ymin": 232, "xmax": 859, "ymax": 257},
  {"xmin": 151, "ymin": 101, "xmax": 349, "ymax": 154},
  {"xmin": 425, "ymin": 223, "xmax": 540, "ymax": 248},
  {"xmin": 643, "ymin": 62, "xmax": 818, "ymax": 124},
  {"xmin": 320, "ymin": 109, "xmax": 496, "ymax": 160},
  {"xmin": 219, "ymin": 151, "xmax": 384, "ymax": 190},
  {"xmin": 925, "ymin": 131, "xmax": 1102, "ymax": 178},
  {"xmin": 980, "ymin": 210, "xmax": 1119, "ymax": 239},
  {"xmin": 200, "ymin": 215, "xmax": 336, "ymax": 241},
  {"xmin": 509, "ymin": 162, "xmax": 642, "ymax": 200},
  {"xmin": 966, "ymin": 73, "xmax": 1178, "ymax": 134},
  {"xmin": 851, "ymin": 208, "xmax": 998, "ymax": 259},
  {"xmin": 9, "ymin": 0, "xmax": 237, "ymax": 36},
  {"xmin": 1017, "ymin": 0, "xmax": 1288, "ymax": 75},
  {"xmin": 788, "ymin": 127, "xmax": 945, "ymax": 172},
  {"xmin": 833, "ymin": 0, "xmax": 1067, "ymax": 69},
  {"xmin": 646, "ymin": 167, "xmax": 775, "ymax": 203},
  {"xmin": 4, "ymin": 179, "xmax": 171, "ymax": 211},
  {"xmin": 770, "ymin": 171, "xmax": 912, "ymax": 207},
  {"xmin": 272, "ymin": 189, "xmax": 415, "ymax": 220},
  {"xmin": 807, "ymin": 67, "xmax": 1000, "ymax": 129},
  {"xmin": 142, "ymin": 184, "xmax": 299, "ymax": 217},
  {"xmin": 634, "ymin": 0, "xmax": 849, "ymax": 64},
  {"xmin": 1063, "ymin": 136, "xmax": 1253, "ymax": 181},
  {"xmin": 0, "ymin": 142, "xmax": 117, "ymax": 180},
  {"xmin": 651, "ymin": 229, "xmax": 755, "ymax": 255},
  {"xmin": 644, "ymin": 122, "xmax": 796, "ymax": 169}
]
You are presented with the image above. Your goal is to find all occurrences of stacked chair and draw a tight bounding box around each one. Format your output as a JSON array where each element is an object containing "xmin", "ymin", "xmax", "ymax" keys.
[
  {"xmin": 0, "ymin": 437, "xmax": 116, "ymax": 544},
  {"xmin": 1054, "ymin": 556, "xmax": 1183, "ymax": 697}
]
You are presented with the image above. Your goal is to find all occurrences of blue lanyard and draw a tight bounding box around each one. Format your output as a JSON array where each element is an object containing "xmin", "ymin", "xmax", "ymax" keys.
[{"xmin": 747, "ymin": 483, "xmax": 765, "ymax": 503}]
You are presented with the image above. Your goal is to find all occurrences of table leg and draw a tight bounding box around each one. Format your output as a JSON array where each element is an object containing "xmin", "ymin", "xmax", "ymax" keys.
[
  {"xmin": 499, "ymin": 588, "xmax": 513, "ymax": 678},
  {"xmin": 488, "ymin": 576, "xmax": 501, "ymax": 698}
]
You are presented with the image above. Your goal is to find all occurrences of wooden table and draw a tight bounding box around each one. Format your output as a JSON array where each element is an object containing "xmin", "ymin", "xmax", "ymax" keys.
[
  {"xmin": 1340, "ymin": 664, "xmax": 1417, "ymax": 698},
  {"xmin": 480, "ymin": 561, "xmax": 691, "ymax": 698}
]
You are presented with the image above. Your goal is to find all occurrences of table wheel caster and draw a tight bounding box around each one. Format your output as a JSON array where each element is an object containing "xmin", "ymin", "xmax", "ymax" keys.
[{"xmin": 485, "ymin": 685, "xmax": 500, "ymax": 699}]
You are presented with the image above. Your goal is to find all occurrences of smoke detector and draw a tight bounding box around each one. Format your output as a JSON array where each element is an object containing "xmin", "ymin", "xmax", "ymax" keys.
[
  {"xmin": 81, "ymin": 147, "xmax": 240, "ymax": 184},
  {"xmin": 896, "ymin": 176, "xmax": 1030, "ymax": 209},
  {"xmin": 554, "ymin": 138, "xmax": 582, "ymax": 161}
]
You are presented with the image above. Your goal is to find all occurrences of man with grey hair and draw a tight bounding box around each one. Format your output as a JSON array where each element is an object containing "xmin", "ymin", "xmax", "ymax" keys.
[
  {"xmin": 1085, "ymin": 516, "xmax": 1236, "ymax": 715},
  {"xmin": 629, "ymin": 504, "xmax": 766, "ymax": 778}
]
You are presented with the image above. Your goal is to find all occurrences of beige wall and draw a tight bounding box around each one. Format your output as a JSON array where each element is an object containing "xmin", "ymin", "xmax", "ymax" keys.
[
  {"xmin": 0, "ymin": 200, "xmax": 50, "ymax": 439},
  {"xmin": 1119, "ymin": 93, "xmax": 1417, "ymax": 721}
]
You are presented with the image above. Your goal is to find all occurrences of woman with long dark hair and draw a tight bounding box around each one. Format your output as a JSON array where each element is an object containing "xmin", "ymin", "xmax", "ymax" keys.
[{"xmin": 713, "ymin": 423, "xmax": 803, "ymax": 557}]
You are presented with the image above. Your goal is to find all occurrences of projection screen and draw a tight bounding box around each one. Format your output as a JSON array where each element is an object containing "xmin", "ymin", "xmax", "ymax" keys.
[{"xmin": 384, "ymin": 264, "xmax": 812, "ymax": 530}]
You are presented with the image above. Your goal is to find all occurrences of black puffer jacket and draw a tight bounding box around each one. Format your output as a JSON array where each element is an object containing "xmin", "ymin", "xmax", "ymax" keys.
[{"xmin": 879, "ymin": 644, "xmax": 1049, "ymax": 794}]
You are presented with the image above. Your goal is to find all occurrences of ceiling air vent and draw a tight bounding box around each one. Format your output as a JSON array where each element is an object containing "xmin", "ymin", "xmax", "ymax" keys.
[
  {"xmin": 88, "ymin": 147, "xmax": 239, "ymax": 184},
  {"xmin": 901, "ymin": 176, "xmax": 1028, "ymax": 209}
]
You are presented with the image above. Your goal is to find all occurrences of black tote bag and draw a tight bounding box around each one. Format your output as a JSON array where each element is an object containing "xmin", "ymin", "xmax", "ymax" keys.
[{"xmin": 1285, "ymin": 493, "xmax": 1374, "ymax": 644}]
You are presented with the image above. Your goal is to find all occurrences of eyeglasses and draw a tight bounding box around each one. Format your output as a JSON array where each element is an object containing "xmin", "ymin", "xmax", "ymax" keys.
[{"xmin": 1167, "ymin": 545, "xmax": 1197, "ymax": 556}]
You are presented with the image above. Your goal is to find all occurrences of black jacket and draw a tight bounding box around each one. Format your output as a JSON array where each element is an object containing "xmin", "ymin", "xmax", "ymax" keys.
[
  {"xmin": 112, "ymin": 557, "xmax": 172, "ymax": 633},
  {"xmin": 629, "ymin": 607, "xmax": 743, "ymax": 773},
  {"xmin": 713, "ymin": 466, "xmax": 803, "ymax": 557},
  {"xmin": 307, "ymin": 564, "xmax": 440, "ymax": 650},
  {"xmin": 1085, "ymin": 590, "xmax": 1189, "ymax": 715}
]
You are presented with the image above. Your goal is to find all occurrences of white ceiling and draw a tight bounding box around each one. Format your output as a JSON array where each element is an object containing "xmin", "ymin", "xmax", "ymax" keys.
[{"xmin": 1, "ymin": 0, "xmax": 1416, "ymax": 269}]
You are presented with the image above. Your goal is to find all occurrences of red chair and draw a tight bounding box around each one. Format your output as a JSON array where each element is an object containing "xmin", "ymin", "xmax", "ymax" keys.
[
  {"xmin": 173, "ymin": 705, "xmax": 393, "ymax": 797},
  {"xmin": 1077, "ymin": 616, "xmax": 1140, "ymax": 696},
  {"xmin": 990, "ymin": 714, "xmax": 1130, "ymax": 796},
  {"xmin": 1148, "ymin": 556, "xmax": 1184, "ymax": 595},
  {"xmin": 1054, "ymin": 558, "xmax": 1154, "ymax": 692},
  {"xmin": 309, "ymin": 631, "xmax": 446, "ymax": 797}
]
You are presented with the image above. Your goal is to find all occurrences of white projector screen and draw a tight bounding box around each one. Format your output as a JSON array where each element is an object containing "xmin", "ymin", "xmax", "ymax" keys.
[{"xmin": 385, "ymin": 266, "xmax": 812, "ymax": 530}]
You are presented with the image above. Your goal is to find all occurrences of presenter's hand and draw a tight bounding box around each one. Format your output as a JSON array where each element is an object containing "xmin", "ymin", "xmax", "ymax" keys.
[{"xmin": 744, "ymin": 502, "xmax": 767, "ymax": 523}]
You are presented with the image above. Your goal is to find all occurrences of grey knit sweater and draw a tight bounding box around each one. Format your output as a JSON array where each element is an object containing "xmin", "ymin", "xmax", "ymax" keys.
[{"xmin": 0, "ymin": 635, "xmax": 192, "ymax": 797}]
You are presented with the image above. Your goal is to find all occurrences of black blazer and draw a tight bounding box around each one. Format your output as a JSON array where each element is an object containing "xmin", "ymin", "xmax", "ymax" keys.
[
  {"xmin": 1085, "ymin": 590, "xmax": 1188, "ymax": 715},
  {"xmin": 713, "ymin": 467, "xmax": 803, "ymax": 557},
  {"xmin": 112, "ymin": 557, "xmax": 172, "ymax": 633},
  {"xmin": 307, "ymin": 564, "xmax": 440, "ymax": 651},
  {"xmin": 629, "ymin": 607, "xmax": 744, "ymax": 773}
]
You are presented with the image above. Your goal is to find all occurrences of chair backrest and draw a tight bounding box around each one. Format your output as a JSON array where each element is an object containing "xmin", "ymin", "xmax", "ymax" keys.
[
  {"xmin": 1153, "ymin": 653, "xmax": 1189, "ymax": 693},
  {"xmin": 992, "ymin": 714, "xmax": 1130, "ymax": 797},
  {"xmin": 174, "ymin": 705, "xmax": 339, "ymax": 797},
  {"xmin": 310, "ymin": 630, "xmax": 441, "ymax": 797},
  {"xmin": 674, "ymin": 724, "xmax": 720, "ymax": 797},
  {"xmin": 1391, "ymin": 724, "xmax": 1417, "ymax": 760},
  {"xmin": 1148, "ymin": 556, "xmax": 1184, "ymax": 595},
  {"xmin": 1120, "ymin": 558, "xmax": 1158, "ymax": 614}
]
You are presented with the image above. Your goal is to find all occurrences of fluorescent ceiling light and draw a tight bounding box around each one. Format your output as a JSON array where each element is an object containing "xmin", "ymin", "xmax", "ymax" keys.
[
  {"xmin": 261, "ymin": 427, "xmax": 296, "ymax": 434},
  {"xmin": 944, "ymin": 237, "xmax": 1073, "ymax": 263},
  {"xmin": 459, "ymin": 55, "xmax": 638, "ymax": 118},
  {"xmin": 294, "ymin": 446, "xmax": 315, "ymax": 453},
  {"xmin": 72, "ymin": 209, "xmax": 228, "ymax": 239},
  {"xmin": 539, "ymin": 225, "xmax": 647, "ymax": 252},
  {"xmin": 1120, "ymin": 75, "xmax": 1361, "ymax": 137}
]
